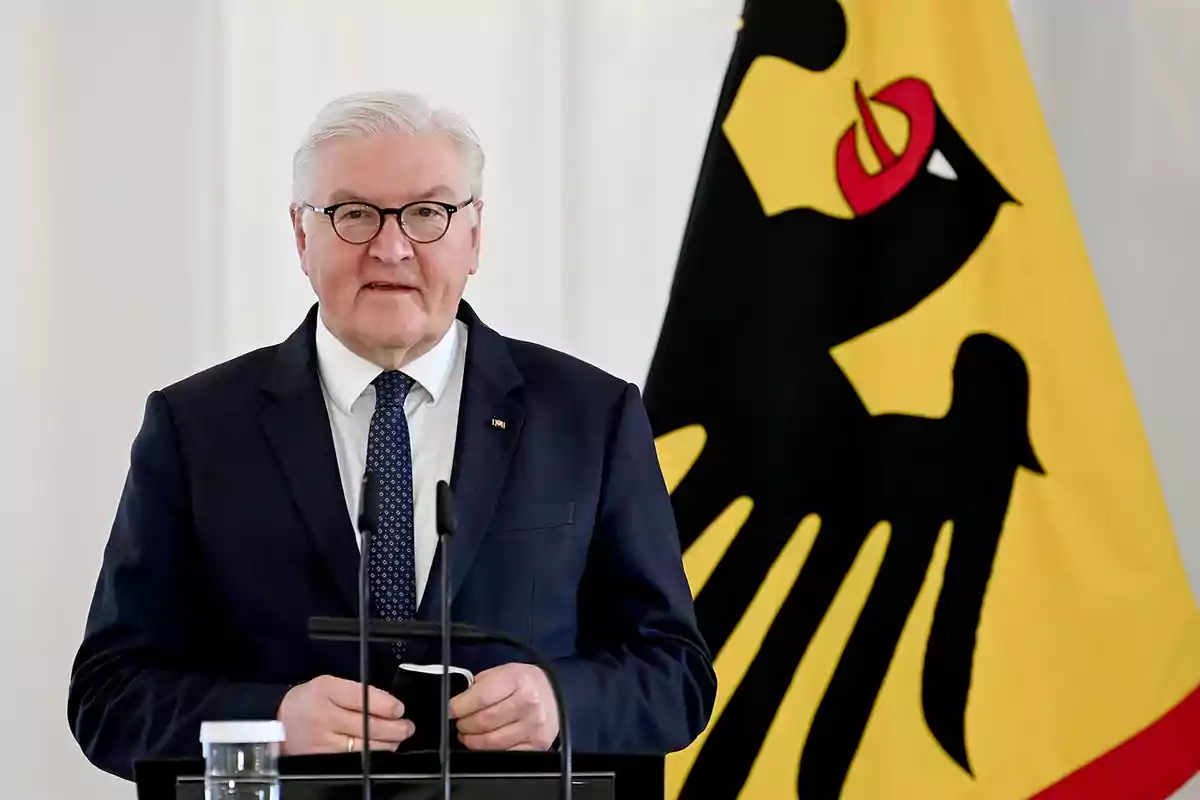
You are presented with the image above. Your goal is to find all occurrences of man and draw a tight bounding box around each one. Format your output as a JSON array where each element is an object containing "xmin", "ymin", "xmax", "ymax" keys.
[{"xmin": 67, "ymin": 90, "xmax": 715, "ymax": 780}]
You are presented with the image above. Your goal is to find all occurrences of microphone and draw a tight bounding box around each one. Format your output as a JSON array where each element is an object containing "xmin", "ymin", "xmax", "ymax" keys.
[
  {"xmin": 435, "ymin": 479, "xmax": 457, "ymax": 800},
  {"xmin": 355, "ymin": 470, "xmax": 381, "ymax": 800},
  {"xmin": 309, "ymin": 616, "xmax": 574, "ymax": 800}
]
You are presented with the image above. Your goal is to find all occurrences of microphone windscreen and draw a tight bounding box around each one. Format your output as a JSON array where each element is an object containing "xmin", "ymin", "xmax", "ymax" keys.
[
  {"xmin": 359, "ymin": 470, "xmax": 381, "ymax": 534},
  {"xmin": 436, "ymin": 480, "xmax": 457, "ymax": 537}
]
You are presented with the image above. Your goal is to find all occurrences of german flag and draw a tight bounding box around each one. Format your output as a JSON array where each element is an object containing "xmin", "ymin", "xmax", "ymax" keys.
[{"xmin": 644, "ymin": 1, "xmax": 1200, "ymax": 798}]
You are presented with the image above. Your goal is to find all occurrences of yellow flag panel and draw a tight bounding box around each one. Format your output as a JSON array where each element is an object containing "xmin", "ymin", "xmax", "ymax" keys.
[{"xmin": 644, "ymin": 1, "xmax": 1200, "ymax": 798}]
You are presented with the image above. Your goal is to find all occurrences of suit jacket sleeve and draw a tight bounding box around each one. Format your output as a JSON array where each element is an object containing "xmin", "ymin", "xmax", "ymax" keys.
[
  {"xmin": 67, "ymin": 391, "xmax": 291, "ymax": 781},
  {"xmin": 552, "ymin": 383, "xmax": 717, "ymax": 753}
]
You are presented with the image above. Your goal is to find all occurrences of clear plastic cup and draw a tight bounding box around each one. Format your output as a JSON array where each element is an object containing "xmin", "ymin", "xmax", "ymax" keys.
[{"xmin": 200, "ymin": 720, "xmax": 285, "ymax": 800}]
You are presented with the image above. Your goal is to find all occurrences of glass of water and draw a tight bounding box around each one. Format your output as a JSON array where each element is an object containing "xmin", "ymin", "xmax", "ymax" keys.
[{"xmin": 200, "ymin": 720, "xmax": 285, "ymax": 800}]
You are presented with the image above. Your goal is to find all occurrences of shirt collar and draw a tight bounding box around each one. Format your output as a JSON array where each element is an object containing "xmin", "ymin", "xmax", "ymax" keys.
[{"xmin": 315, "ymin": 311, "xmax": 460, "ymax": 415}]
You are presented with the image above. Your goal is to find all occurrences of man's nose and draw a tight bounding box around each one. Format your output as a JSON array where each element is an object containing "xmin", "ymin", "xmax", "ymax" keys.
[{"xmin": 368, "ymin": 214, "xmax": 415, "ymax": 262}]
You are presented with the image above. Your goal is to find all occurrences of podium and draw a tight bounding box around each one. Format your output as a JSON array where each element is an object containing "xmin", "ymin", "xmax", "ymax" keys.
[{"xmin": 134, "ymin": 750, "xmax": 664, "ymax": 799}]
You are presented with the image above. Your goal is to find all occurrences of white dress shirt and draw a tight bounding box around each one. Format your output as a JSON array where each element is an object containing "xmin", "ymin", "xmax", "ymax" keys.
[{"xmin": 315, "ymin": 313, "xmax": 467, "ymax": 607}]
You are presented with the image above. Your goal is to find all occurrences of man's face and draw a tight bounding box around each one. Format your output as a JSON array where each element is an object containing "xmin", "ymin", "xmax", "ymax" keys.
[{"xmin": 292, "ymin": 132, "xmax": 481, "ymax": 367}]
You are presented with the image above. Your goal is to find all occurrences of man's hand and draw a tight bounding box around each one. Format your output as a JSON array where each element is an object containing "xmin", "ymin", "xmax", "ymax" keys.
[
  {"xmin": 448, "ymin": 663, "xmax": 559, "ymax": 751},
  {"xmin": 277, "ymin": 675, "xmax": 415, "ymax": 754}
]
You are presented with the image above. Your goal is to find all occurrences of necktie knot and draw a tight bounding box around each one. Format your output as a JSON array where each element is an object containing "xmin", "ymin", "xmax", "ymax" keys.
[{"xmin": 373, "ymin": 370, "xmax": 415, "ymax": 408}]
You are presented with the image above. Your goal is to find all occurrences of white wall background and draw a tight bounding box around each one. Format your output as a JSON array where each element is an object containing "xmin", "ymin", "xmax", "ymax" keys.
[{"xmin": 0, "ymin": 1, "xmax": 1196, "ymax": 798}]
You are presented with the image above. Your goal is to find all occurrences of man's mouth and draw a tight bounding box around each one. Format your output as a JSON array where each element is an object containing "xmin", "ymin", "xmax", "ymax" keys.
[{"xmin": 363, "ymin": 282, "xmax": 413, "ymax": 292}]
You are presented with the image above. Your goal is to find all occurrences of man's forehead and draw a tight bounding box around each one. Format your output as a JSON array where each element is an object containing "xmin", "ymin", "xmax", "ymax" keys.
[
  {"xmin": 308, "ymin": 133, "xmax": 466, "ymax": 203},
  {"xmin": 325, "ymin": 184, "xmax": 459, "ymax": 205}
]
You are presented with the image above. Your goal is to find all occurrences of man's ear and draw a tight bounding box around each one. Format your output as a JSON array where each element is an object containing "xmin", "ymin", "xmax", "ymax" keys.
[
  {"xmin": 469, "ymin": 199, "xmax": 484, "ymax": 268},
  {"xmin": 290, "ymin": 204, "xmax": 310, "ymax": 274}
]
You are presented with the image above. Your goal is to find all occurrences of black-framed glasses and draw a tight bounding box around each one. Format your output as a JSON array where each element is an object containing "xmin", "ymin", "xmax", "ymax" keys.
[{"xmin": 301, "ymin": 197, "xmax": 475, "ymax": 245}]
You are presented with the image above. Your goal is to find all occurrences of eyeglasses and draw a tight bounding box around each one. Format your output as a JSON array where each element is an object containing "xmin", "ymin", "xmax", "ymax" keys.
[{"xmin": 301, "ymin": 197, "xmax": 475, "ymax": 245}]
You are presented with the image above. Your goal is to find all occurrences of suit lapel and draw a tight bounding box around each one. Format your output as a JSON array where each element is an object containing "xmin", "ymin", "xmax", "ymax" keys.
[
  {"xmin": 417, "ymin": 302, "xmax": 525, "ymax": 626},
  {"xmin": 259, "ymin": 306, "xmax": 361, "ymax": 613}
]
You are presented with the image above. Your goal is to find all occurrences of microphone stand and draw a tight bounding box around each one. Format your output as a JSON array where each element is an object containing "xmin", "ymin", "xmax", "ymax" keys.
[
  {"xmin": 356, "ymin": 471, "xmax": 381, "ymax": 800},
  {"xmin": 435, "ymin": 480, "xmax": 457, "ymax": 800}
]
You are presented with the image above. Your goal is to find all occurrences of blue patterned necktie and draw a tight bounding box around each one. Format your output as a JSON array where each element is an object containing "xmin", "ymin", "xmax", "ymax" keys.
[{"xmin": 366, "ymin": 370, "xmax": 417, "ymax": 662}]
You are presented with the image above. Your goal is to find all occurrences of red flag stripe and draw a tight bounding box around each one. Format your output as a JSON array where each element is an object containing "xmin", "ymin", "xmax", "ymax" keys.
[{"xmin": 1030, "ymin": 681, "xmax": 1200, "ymax": 800}]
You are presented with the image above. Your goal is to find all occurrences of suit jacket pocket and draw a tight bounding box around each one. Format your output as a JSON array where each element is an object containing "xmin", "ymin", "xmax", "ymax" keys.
[{"xmin": 491, "ymin": 500, "xmax": 575, "ymax": 532}]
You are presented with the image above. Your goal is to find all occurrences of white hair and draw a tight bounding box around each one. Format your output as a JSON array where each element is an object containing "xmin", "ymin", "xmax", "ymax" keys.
[{"xmin": 291, "ymin": 90, "xmax": 485, "ymax": 206}]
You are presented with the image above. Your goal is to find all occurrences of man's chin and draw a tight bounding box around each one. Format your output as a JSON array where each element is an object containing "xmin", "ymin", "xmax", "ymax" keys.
[
  {"xmin": 356, "ymin": 293, "xmax": 422, "ymax": 326},
  {"xmin": 359, "ymin": 318, "xmax": 436, "ymax": 361},
  {"xmin": 364, "ymin": 327, "xmax": 425, "ymax": 352}
]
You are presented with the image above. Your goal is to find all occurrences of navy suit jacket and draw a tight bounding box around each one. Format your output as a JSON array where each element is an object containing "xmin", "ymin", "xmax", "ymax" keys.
[{"xmin": 68, "ymin": 301, "xmax": 715, "ymax": 780}]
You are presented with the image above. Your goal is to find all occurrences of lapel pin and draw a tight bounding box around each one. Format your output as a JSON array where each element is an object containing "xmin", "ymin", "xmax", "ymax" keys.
[{"xmin": 490, "ymin": 418, "xmax": 507, "ymax": 430}]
